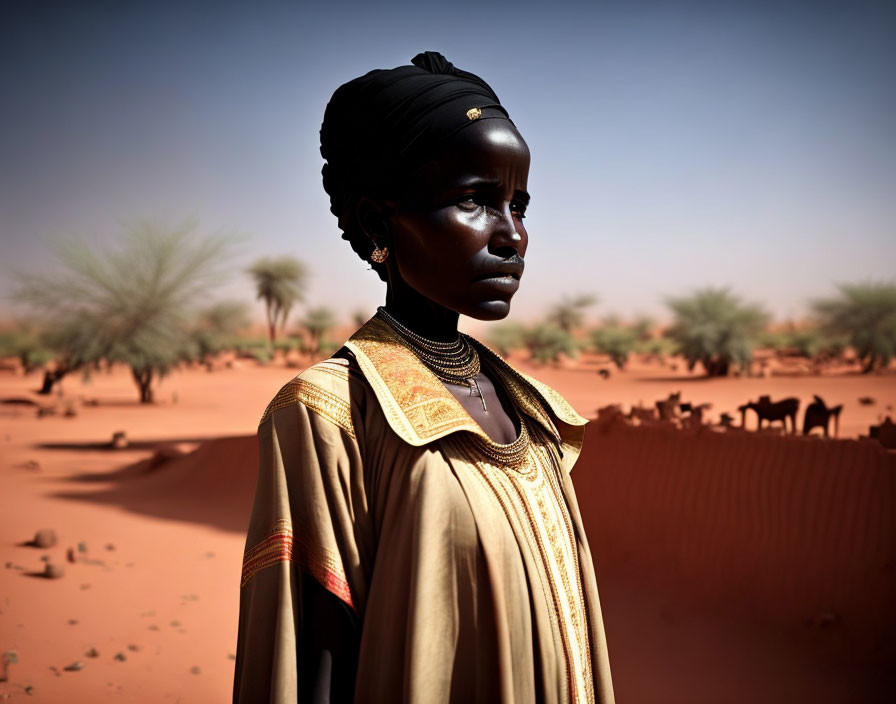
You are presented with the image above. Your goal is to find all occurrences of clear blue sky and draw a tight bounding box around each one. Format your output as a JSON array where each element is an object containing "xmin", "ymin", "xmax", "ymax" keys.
[{"xmin": 2, "ymin": 0, "xmax": 894, "ymax": 327}]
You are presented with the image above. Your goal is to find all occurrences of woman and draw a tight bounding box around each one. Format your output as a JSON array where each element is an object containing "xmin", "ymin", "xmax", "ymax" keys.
[{"xmin": 234, "ymin": 52, "xmax": 615, "ymax": 703}]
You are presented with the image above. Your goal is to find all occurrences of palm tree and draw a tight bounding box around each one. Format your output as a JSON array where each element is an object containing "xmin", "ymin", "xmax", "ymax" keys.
[
  {"xmin": 248, "ymin": 257, "xmax": 308, "ymax": 343},
  {"xmin": 665, "ymin": 287, "xmax": 769, "ymax": 377},
  {"xmin": 12, "ymin": 219, "xmax": 233, "ymax": 402},
  {"xmin": 812, "ymin": 282, "xmax": 896, "ymax": 373}
]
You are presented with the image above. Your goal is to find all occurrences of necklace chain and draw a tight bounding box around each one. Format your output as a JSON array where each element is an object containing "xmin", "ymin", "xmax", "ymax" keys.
[{"xmin": 376, "ymin": 306, "xmax": 481, "ymax": 384}]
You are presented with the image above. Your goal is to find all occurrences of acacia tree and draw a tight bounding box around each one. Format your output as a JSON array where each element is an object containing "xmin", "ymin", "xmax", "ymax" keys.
[
  {"xmin": 524, "ymin": 322, "xmax": 579, "ymax": 364},
  {"xmin": 589, "ymin": 318, "xmax": 638, "ymax": 370},
  {"xmin": 248, "ymin": 257, "xmax": 308, "ymax": 343},
  {"xmin": 665, "ymin": 288, "xmax": 769, "ymax": 377},
  {"xmin": 487, "ymin": 322, "xmax": 527, "ymax": 358},
  {"xmin": 812, "ymin": 282, "xmax": 896, "ymax": 373},
  {"xmin": 548, "ymin": 294, "xmax": 597, "ymax": 333},
  {"xmin": 13, "ymin": 219, "xmax": 232, "ymax": 402}
]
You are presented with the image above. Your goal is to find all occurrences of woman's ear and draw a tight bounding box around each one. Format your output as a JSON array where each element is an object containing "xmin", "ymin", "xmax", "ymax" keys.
[{"xmin": 355, "ymin": 197, "xmax": 391, "ymax": 248}]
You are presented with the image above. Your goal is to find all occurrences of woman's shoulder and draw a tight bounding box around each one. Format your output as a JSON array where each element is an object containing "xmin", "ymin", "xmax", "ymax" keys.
[{"xmin": 257, "ymin": 349, "xmax": 371, "ymax": 437}]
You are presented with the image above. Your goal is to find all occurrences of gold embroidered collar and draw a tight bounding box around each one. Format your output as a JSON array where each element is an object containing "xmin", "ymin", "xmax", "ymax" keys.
[{"xmin": 344, "ymin": 316, "xmax": 587, "ymax": 448}]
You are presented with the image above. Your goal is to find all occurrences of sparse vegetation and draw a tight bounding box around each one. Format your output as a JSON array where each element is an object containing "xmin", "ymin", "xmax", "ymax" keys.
[
  {"xmin": 12, "ymin": 219, "xmax": 233, "ymax": 402},
  {"xmin": 547, "ymin": 294, "xmax": 597, "ymax": 333},
  {"xmin": 192, "ymin": 301, "xmax": 251, "ymax": 364},
  {"xmin": 523, "ymin": 322, "xmax": 578, "ymax": 364},
  {"xmin": 0, "ymin": 326, "xmax": 53, "ymax": 373},
  {"xmin": 248, "ymin": 256, "xmax": 308, "ymax": 343},
  {"xmin": 486, "ymin": 322, "xmax": 527, "ymax": 357},
  {"xmin": 665, "ymin": 288, "xmax": 769, "ymax": 376},
  {"xmin": 299, "ymin": 306, "xmax": 337, "ymax": 356},
  {"xmin": 589, "ymin": 319, "xmax": 639, "ymax": 370},
  {"xmin": 812, "ymin": 282, "xmax": 896, "ymax": 373}
]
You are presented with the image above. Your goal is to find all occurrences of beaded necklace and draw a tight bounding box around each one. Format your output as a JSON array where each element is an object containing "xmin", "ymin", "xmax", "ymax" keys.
[{"xmin": 376, "ymin": 306, "xmax": 488, "ymax": 410}]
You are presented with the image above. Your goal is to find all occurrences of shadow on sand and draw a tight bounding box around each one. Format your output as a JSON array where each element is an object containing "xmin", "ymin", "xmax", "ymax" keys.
[{"xmin": 48, "ymin": 435, "xmax": 259, "ymax": 534}]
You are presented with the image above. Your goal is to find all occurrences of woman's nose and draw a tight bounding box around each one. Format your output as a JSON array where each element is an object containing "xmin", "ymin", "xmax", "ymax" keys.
[{"xmin": 490, "ymin": 208, "xmax": 524, "ymax": 252}]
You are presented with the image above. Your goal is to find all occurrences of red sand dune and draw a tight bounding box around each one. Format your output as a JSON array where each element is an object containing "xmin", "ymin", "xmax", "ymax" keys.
[
  {"xmin": 1, "ymin": 360, "xmax": 895, "ymax": 702},
  {"xmin": 576, "ymin": 422, "xmax": 896, "ymax": 702}
]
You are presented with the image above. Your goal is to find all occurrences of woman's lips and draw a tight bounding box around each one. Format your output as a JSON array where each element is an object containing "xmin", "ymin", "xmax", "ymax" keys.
[{"xmin": 473, "ymin": 273, "xmax": 520, "ymax": 289}]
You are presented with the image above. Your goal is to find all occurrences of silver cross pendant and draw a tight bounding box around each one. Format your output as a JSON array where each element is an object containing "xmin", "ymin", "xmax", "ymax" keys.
[{"xmin": 467, "ymin": 377, "xmax": 488, "ymax": 412}]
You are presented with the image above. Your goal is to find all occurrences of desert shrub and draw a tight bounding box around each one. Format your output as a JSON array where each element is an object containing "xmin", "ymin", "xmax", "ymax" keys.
[
  {"xmin": 192, "ymin": 301, "xmax": 251, "ymax": 362},
  {"xmin": 486, "ymin": 322, "xmax": 527, "ymax": 357},
  {"xmin": 636, "ymin": 336, "xmax": 677, "ymax": 361},
  {"xmin": 235, "ymin": 338, "xmax": 269, "ymax": 358},
  {"xmin": 248, "ymin": 347, "xmax": 272, "ymax": 364},
  {"xmin": 547, "ymin": 294, "xmax": 597, "ymax": 333},
  {"xmin": 524, "ymin": 322, "xmax": 578, "ymax": 364},
  {"xmin": 0, "ymin": 327, "xmax": 54, "ymax": 372},
  {"xmin": 589, "ymin": 322, "xmax": 638, "ymax": 370},
  {"xmin": 812, "ymin": 282, "xmax": 896, "ymax": 373},
  {"xmin": 665, "ymin": 288, "xmax": 769, "ymax": 376}
]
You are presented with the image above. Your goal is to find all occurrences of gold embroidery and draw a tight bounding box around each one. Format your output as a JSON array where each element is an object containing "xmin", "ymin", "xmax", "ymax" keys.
[
  {"xmin": 258, "ymin": 374, "xmax": 355, "ymax": 437},
  {"xmin": 240, "ymin": 518, "xmax": 355, "ymax": 610},
  {"xmin": 443, "ymin": 420, "xmax": 595, "ymax": 703},
  {"xmin": 345, "ymin": 317, "xmax": 581, "ymax": 448}
]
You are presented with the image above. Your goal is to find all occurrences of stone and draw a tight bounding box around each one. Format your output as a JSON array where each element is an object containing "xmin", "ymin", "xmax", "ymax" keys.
[
  {"xmin": 43, "ymin": 563, "xmax": 65, "ymax": 579},
  {"xmin": 33, "ymin": 529, "xmax": 57, "ymax": 548}
]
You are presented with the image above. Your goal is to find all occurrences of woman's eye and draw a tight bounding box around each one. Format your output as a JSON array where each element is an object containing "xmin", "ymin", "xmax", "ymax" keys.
[
  {"xmin": 457, "ymin": 196, "xmax": 480, "ymax": 211},
  {"xmin": 511, "ymin": 202, "xmax": 527, "ymax": 219}
]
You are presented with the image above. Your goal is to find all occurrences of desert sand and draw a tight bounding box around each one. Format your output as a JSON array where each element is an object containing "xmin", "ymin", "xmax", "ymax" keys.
[{"xmin": 1, "ymin": 354, "xmax": 894, "ymax": 702}]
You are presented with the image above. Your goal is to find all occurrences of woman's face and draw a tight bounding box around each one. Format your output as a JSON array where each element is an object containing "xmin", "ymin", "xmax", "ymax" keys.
[{"xmin": 384, "ymin": 119, "xmax": 530, "ymax": 321}]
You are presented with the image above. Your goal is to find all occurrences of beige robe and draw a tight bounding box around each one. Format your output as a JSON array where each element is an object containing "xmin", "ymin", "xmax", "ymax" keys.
[{"xmin": 234, "ymin": 316, "xmax": 615, "ymax": 703}]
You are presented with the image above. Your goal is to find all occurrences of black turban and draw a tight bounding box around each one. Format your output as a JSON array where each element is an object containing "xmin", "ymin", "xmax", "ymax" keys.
[{"xmin": 320, "ymin": 51, "xmax": 513, "ymax": 231}]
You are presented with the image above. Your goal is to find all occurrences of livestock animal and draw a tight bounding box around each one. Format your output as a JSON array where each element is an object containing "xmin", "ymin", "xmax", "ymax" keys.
[
  {"xmin": 803, "ymin": 395, "xmax": 843, "ymax": 438},
  {"xmin": 869, "ymin": 417, "xmax": 896, "ymax": 449},
  {"xmin": 739, "ymin": 395, "xmax": 800, "ymax": 433},
  {"xmin": 679, "ymin": 402, "xmax": 712, "ymax": 430},
  {"xmin": 629, "ymin": 405, "xmax": 658, "ymax": 424},
  {"xmin": 655, "ymin": 391, "xmax": 682, "ymax": 421}
]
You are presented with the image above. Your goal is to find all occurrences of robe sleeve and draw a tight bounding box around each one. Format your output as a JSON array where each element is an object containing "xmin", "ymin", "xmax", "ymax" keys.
[{"xmin": 233, "ymin": 369, "xmax": 371, "ymax": 703}]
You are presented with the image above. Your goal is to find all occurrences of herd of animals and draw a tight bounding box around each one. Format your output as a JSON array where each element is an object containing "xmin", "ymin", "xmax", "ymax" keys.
[{"xmin": 624, "ymin": 392, "xmax": 848, "ymax": 438}]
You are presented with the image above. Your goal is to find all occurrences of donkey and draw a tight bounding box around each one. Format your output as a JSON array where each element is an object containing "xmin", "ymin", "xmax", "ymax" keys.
[
  {"xmin": 739, "ymin": 395, "xmax": 800, "ymax": 433},
  {"xmin": 803, "ymin": 395, "xmax": 843, "ymax": 438}
]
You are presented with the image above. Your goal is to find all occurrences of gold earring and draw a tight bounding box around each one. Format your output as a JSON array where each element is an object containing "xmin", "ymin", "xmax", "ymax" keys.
[{"xmin": 370, "ymin": 246, "xmax": 389, "ymax": 263}]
